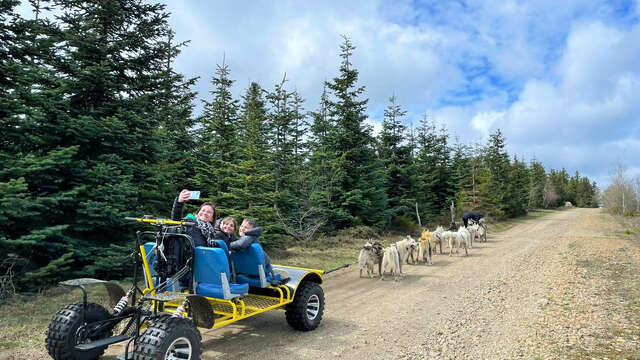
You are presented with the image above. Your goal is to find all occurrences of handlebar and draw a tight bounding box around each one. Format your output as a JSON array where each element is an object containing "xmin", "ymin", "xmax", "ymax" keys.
[{"xmin": 125, "ymin": 217, "xmax": 196, "ymax": 226}]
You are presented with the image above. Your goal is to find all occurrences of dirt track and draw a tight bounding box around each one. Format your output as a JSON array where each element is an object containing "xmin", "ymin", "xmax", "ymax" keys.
[{"xmin": 103, "ymin": 208, "xmax": 639, "ymax": 359}]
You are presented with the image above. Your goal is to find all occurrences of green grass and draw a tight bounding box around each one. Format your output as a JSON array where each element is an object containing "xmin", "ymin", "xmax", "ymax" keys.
[{"xmin": 0, "ymin": 282, "xmax": 127, "ymax": 354}]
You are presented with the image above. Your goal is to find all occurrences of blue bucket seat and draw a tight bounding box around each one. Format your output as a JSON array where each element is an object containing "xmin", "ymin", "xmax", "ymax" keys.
[
  {"xmin": 231, "ymin": 243, "xmax": 281, "ymax": 288},
  {"xmin": 193, "ymin": 246, "xmax": 248, "ymax": 299}
]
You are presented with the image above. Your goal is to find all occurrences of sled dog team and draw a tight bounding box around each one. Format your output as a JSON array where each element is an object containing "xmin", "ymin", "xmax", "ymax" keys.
[{"xmin": 358, "ymin": 218, "xmax": 487, "ymax": 281}]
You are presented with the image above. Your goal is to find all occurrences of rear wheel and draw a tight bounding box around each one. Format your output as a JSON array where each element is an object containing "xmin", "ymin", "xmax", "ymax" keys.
[
  {"xmin": 285, "ymin": 281, "xmax": 324, "ymax": 331},
  {"xmin": 45, "ymin": 302, "xmax": 113, "ymax": 360},
  {"xmin": 134, "ymin": 315, "xmax": 202, "ymax": 360}
]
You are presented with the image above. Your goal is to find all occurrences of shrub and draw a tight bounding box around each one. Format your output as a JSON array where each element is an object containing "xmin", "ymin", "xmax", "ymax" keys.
[{"xmin": 390, "ymin": 214, "xmax": 420, "ymax": 234}]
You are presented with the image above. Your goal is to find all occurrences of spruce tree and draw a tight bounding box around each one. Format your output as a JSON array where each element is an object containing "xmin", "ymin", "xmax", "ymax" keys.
[
  {"xmin": 483, "ymin": 129, "xmax": 511, "ymax": 218},
  {"xmin": 504, "ymin": 155, "xmax": 529, "ymax": 217},
  {"xmin": 265, "ymin": 75, "xmax": 298, "ymax": 207},
  {"xmin": 549, "ymin": 168, "xmax": 570, "ymax": 205},
  {"xmin": 414, "ymin": 114, "xmax": 453, "ymax": 222},
  {"xmin": 325, "ymin": 36, "xmax": 388, "ymax": 227},
  {"xmin": 225, "ymin": 82, "xmax": 282, "ymax": 246},
  {"xmin": 2, "ymin": 0, "xmax": 197, "ymax": 289},
  {"xmin": 451, "ymin": 139, "xmax": 473, "ymax": 212},
  {"xmin": 378, "ymin": 95, "xmax": 414, "ymax": 222},
  {"xmin": 528, "ymin": 158, "xmax": 546, "ymax": 209},
  {"xmin": 195, "ymin": 62, "xmax": 239, "ymax": 214},
  {"xmin": 306, "ymin": 85, "xmax": 345, "ymax": 230},
  {"xmin": 152, "ymin": 30, "xmax": 198, "ymax": 210}
]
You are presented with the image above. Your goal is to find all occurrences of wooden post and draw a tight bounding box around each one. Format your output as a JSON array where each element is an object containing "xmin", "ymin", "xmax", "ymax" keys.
[
  {"xmin": 415, "ymin": 202, "xmax": 422, "ymax": 228},
  {"xmin": 450, "ymin": 200, "xmax": 455, "ymax": 224}
]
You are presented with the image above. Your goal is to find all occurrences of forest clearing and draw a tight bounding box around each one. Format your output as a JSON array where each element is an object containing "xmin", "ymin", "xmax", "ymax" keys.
[{"xmin": 2, "ymin": 208, "xmax": 639, "ymax": 359}]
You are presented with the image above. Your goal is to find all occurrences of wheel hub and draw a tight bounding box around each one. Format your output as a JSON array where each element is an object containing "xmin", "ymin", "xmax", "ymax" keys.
[
  {"xmin": 306, "ymin": 294, "xmax": 320, "ymax": 321},
  {"xmin": 164, "ymin": 336, "xmax": 192, "ymax": 360}
]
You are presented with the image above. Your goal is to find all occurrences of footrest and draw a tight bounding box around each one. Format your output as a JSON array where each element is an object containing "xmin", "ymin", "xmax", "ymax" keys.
[{"xmin": 75, "ymin": 335, "xmax": 130, "ymax": 351}]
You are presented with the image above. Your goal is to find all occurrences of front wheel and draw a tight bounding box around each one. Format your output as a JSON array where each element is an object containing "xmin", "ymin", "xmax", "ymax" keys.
[
  {"xmin": 46, "ymin": 302, "xmax": 113, "ymax": 360},
  {"xmin": 134, "ymin": 315, "xmax": 202, "ymax": 360},
  {"xmin": 285, "ymin": 281, "xmax": 325, "ymax": 331}
]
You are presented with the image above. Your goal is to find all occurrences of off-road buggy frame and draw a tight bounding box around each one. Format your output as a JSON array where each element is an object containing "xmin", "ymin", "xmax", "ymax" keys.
[{"xmin": 45, "ymin": 217, "xmax": 325, "ymax": 360}]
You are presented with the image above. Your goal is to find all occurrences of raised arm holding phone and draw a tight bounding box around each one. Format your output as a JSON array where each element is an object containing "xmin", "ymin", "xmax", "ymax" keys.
[{"xmin": 170, "ymin": 189, "xmax": 217, "ymax": 248}]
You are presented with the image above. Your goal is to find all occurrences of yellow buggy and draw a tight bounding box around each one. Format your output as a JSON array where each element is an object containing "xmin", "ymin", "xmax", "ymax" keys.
[{"xmin": 45, "ymin": 217, "xmax": 325, "ymax": 360}]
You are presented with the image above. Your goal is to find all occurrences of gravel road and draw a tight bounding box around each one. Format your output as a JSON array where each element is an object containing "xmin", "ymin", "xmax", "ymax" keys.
[{"xmin": 103, "ymin": 208, "xmax": 639, "ymax": 359}]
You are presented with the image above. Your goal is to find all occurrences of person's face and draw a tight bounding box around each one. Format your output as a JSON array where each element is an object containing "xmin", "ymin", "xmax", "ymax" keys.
[
  {"xmin": 197, "ymin": 205, "xmax": 214, "ymax": 223},
  {"xmin": 239, "ymin": 221, "xmax": 253, "ymax": 236},
  {"xmin": 221, "ymin": 221, "xmax": 235, "ymax": 235}
]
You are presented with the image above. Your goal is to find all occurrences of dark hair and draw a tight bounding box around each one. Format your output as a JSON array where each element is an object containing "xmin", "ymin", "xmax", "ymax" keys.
[
  {"xmin": 243, "ymin": 219, "xmax": 257, "ymax": 228},
  {"xmin": 193, "ymin": 202, "xmax": 217, "ymax": 223}
]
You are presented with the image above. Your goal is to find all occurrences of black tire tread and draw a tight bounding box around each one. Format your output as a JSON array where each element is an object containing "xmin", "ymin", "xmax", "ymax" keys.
[
  {"xmin": 285, "ymin": 281, "xmax": 325, "ymax": 331},
  {"xmin": 45, "ymin": 302, "xmax": 112, "ymax": 360},
  {"xmin": 134, "ymin": 315, "xmax": 202, "ymax": 360}
]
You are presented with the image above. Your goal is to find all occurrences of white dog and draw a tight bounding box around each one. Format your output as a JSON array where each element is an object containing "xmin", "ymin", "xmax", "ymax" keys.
[
  {"xmin": 395, "ymin": 236, "xmax": 416, "ymax": 273},
  {"xmin": 431, "ymin": 226, "xmax": 445, "ymax": 254},
  {"xmin": 358, "ymin": 242, "xmax": 377, "ymax": 278},
  {"xmin": 380, "ymin": 244, "xmax": 401, "ymax": 281},
  {"xmin": 458, "ymin": 226, "xmax": 472, "ymax": 250}
]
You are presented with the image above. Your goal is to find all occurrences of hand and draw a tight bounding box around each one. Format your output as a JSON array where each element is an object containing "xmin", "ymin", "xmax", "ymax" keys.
[{"xmin": 178, "ymin": 189, "xmax": 190, "ymax": 203}]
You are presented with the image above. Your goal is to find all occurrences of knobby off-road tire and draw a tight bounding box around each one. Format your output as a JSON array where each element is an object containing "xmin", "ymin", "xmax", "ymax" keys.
[
  {"xmin": 46, "ymin": 302, "xmax": 113, "ymax": 360},
  {"xmin": 285, "ymin": 281, "xmax": 325, "ymax": 331},
  {"xmin": 134, "ymin": 315, "xmax": 202, "ymax": 360}
]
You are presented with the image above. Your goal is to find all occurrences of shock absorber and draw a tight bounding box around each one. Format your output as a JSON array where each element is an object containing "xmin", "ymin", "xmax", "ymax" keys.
[
  {"xmin": 113, "ymin": 289, "xmax": 134, "ymax": 314},
  {"xmin": 173, "ymin": 299, "xmax": 189, "ymax": 317}
]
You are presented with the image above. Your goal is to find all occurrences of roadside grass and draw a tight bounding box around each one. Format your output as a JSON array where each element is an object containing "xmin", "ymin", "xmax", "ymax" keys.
[
  {"xmin": 569, "ymin": 216, "xmax": 640, "ymax": 360},
  {"xmin": 0, "ymin": 209, "xmax": 560, "ymax": 356},
  {"xmin": 0, "ymin": 281, "xmax": 127, "ymax": 356}
]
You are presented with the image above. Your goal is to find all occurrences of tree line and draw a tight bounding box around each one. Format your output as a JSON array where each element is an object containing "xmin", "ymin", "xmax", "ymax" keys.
[{"xmin": 0, "ymin": 0, "xmax": 598, "ymax": 292}]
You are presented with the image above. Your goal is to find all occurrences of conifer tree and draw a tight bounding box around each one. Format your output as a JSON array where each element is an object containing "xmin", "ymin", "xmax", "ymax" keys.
[
  {"xmin": 483, "ymin": 129, "xmax": 511, "ymax": 218},
  {"xmin": 414, "ymin": 114, "xmax": 453, "ymax": 221},
  {"xmin": 325, "ymin": 36, "xmax": 388, "ymax": 227},
  {"xmin": 451, "ymin": 140, "xmax": 474, "ymax": 212},
  {"xmin": 306, "ymin": 85, "xmax": 345, "ymax": 230},
  {"xmin": 195, "ymin": 62, "xmax": 239, "ymax": 213},
  {"xmin": 504, "ymin": 155, "xmax": 529, "ymax": 217},
  {"xmin": 378, "ymin": 95, "xmax": 414, "ymax": 222},
  {"xmin": 528, "ymin": 159, "xmax": 547, "ymax": 209},
  {"xmin": 0, "ymin": 1, "xmax": 81, "ymax": 290},
  {"xmin": 2, "ymin": 0, "xmax": 197, "ymax": 288},
  {"xmin": 549, "ymin": 168, "xmax": 570, "ymax": 205},
  {"xmin": 152, "ymin": 30, "xmax": 198, "ymax": 209},
  {"xmin": 265, "ymin": 75, "xmax": 301, "ymax": 208},
  {"xmin": 224, "ymin": 82, "xmax": 282, "ymax": 245}
]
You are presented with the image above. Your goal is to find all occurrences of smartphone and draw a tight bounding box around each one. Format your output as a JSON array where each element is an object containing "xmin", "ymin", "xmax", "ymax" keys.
[{"xmin": 188, "ymin": 191, "xmax": 200, "ymax": 200}]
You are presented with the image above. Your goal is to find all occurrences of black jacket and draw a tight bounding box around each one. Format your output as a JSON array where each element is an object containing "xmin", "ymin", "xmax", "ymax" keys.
[
  {"xmin": 462, "ymin": 212, "xmax": 484, "ymax": 227},
  {"xmin": 213, "ymin": 219, "xmax": 237, "ymax": 247},
  {"xmin": 170, "ymin": 197, "xmax": 209, "ymax": 248}
]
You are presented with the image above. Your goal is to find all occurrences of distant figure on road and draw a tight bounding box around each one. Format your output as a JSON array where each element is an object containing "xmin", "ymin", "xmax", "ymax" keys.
[{"xmin": 462, "ymin": 212, "xmax": 484, "ymax": 228}]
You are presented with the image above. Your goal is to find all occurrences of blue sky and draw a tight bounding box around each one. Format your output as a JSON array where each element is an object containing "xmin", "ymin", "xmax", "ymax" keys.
[{"xmin": 20, "ymin": 0, "xmax": 640, "ymax": 187}]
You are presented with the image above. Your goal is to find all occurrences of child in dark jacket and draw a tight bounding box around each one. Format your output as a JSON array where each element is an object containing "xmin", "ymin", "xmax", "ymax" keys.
[
  {"xmin": 229, "ymin": 219, "xmax": 274, "ymax": 276},
  {"xmin": 213, "ymin": 216, "xmax": 238, "ymax": 247}
]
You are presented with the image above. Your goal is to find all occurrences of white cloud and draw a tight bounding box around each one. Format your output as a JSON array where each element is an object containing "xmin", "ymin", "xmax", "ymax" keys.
[
  {"xmin": 159, "ymin": 0, "xmax": 639, "ymax": 187},
  {"xmin": 497, "ymin": 21, "xmax": 640, "ymax": 185},
  {"xmin": 471, "ymin": 111, "xmax": 505, "ymax": 137}
]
